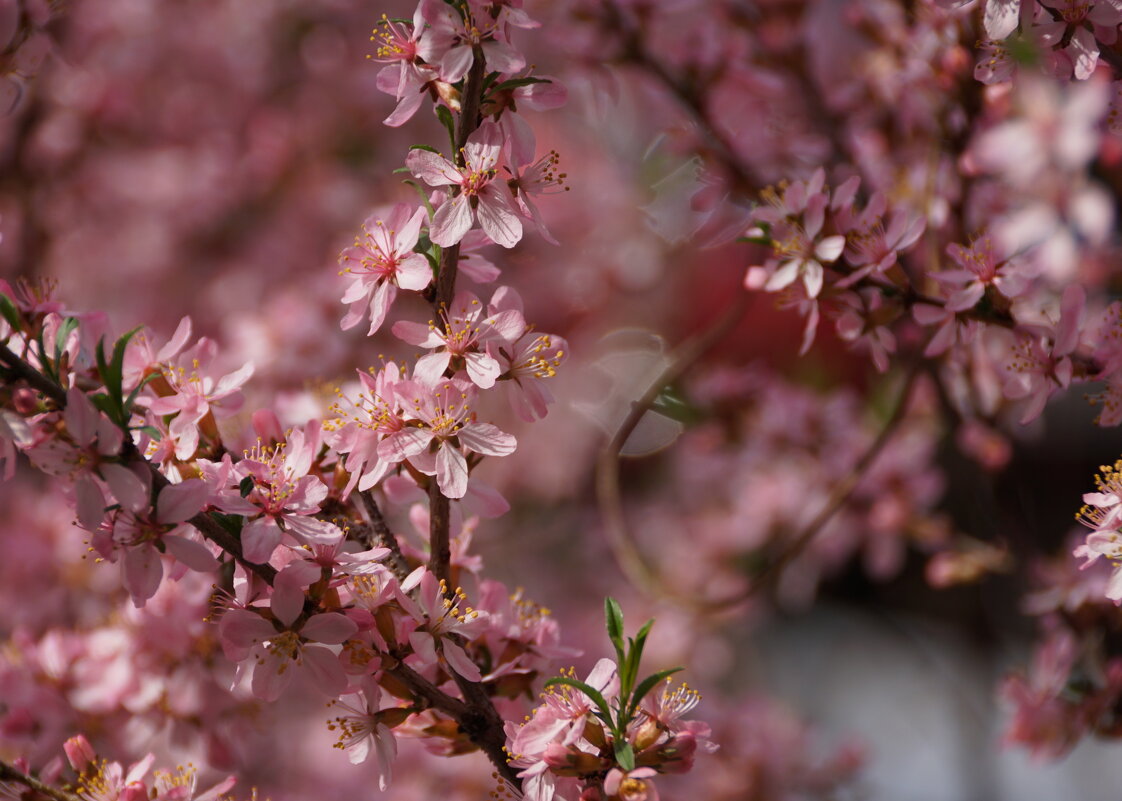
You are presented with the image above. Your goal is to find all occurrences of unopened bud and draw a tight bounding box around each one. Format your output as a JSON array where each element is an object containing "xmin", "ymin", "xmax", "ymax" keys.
[
  {"xmin": 63, "ymin": 734, "xmax": 96, "ymax": 773},
  {"xmin": 12, "ymin": 387, "xmax": 36, "ymax": 414},
  {"xmin": 632, "ymin": 718, "xmax": 662, "ymax": 752},
  {"xmin": 120, "ymin": 781, "xmax": 149, "ymax": 801}
]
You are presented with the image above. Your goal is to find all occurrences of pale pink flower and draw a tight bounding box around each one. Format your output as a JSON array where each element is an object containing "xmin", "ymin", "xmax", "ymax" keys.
[
  {"xmin": 144, "ymin": 351, "xmax": 253, "ymax": 461},
  {"xmin": 378, "ymin": 376, "xmax": 516, "ymax": 499},
  {"xmin": 219, "ymin": 585, "xmax": 357, "ymax": 702},
  {"xmin": 398, "ymin": 567, "xmax": 489, "ymax": 681},
  {"xmin": 604, "ymin": 767, "xmax": 660, "ymax": 801},
  {"xmin": 406, "ymin": 122, "xmax": 522, "ymax": 248},
  {"xmin": 151, "ymin": 765, "xmax": 235, "ymax": 801},
  {"xmin": 93, "ymin": 477, "xmax": 215, "ymax": 607},
  {"xmin": 326, "ymin": 682, "xmax": 400, "ymax": 787},
  {"xmin": 1033, "ymin": 0, "xmax": 1122, "ymax": 81},
  {"xmin": 975, "ymin": 40, "xmax": 1017, "ymax": 84},
  {"xmin": 939, "ymin": 234, "xmax": 1028, "ymax": 311},
  {"xmin": 215, "ymin": 425, "xmax": 342, "ymax": 563},
  {"xmin": 984, "ymin": 0, "xmax": 1023, "ymax": 39},
  {"xmin": 487, "ymin": 287, "xmax": 567, "ymax": 421},
  {"xmin": 416, "ymin": 0, "xmax": 527, "ymax": 84},
  {"xmin": 324, "ymin": 363, "xmax": 409, "ymax": 497},
  {"xmin": 1002, "ymin": 284, "xmax": 1086, "ymax": 424},
  {"xmin": 392, "ymin": 289, "xmax": 524, "ymax": 389},
  {"xmin": 338, "ymin": 204, "xmax": 432, "ymax": 335}
]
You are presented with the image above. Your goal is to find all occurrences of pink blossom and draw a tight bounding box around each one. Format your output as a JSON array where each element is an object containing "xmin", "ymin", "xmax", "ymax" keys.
[
  {"xmin": 392, "ymin": 289, "xmax": 524, "ymax": 389},
  {"xmin": 214, "ymin": 425, "xmax": 342, "ymax": 563},
  {"xmin": 378, "ymin": 376, "xmax": 516, "ymax": 499},
  {"xmin": 1002, "ymin": 284, "xmax": 1086, "ymax": 424},
  {"xmin": 398, "ymin": 567, "xmax": 489, "ymax": 681},
  {"xmin": 326, "ymin": 683, "xmax": 400, "ymax": 787},
  {"xmin": 324, "ymin": 363, "xmax": 409, "ymax": 497},
  {"xmin": 338, "ymin": 204, "xmax": 432, "ymax": 335},
  {"xmin": 144, "ymin": 351, "xmax": 253, "ymax": 461},
  {"xmin": 218, "ymin": 588, "xmax": 357, "ymax": 702},
  {"xmin": 416, "ymin": 0, "xmax": 527, "ymax": 84},
  {"xmin": 406, "ymin": 122, "xmax": 523, "ymax": 248},
  {"xmin": 92, "ymin": 477, "xmax": 215, "ymax": 607}
]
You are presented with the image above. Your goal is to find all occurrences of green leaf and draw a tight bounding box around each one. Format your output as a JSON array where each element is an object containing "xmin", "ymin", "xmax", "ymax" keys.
[
  {"xmin": 492, "ymin": 77, "xmax": 551, "ymax": 92},
  {"xmin": 435, "ymin": 105, "xmax": 457, "ymax": 153},
  {"xmin": 393, "ymin": 166, "xmax": 412, "ymax": 174},
  {"xmin": 650, "ymin": 387, "xmax": 702, "ymax": 424},
  {"xmin": 542, "ymin": 677, "xmax": 614, "ymax": 727},
  {"xmin": 0, "ymin": 294, "xmax": 20, "ymax": 333},
  {"xmin": 605, "ymin": 597, "xmax": 626, "ymax": 663},
  {"xmin": 408, "ymin": 143, "xmax": 441, "ymax": 154},
  {"xmin": 53, "ymin": 317, "xmax": 79, "ymax": 376},
  {"xmin": 239, "ymin": 475, "xmax": 255, "ymax": 498},
  {"xmin": 628, "ymin": 667, "xmax": 683, "ymax": 718},
  {"xmin": 613, "ymin": 740, "xmax": 635, "ymax": 772},
  {"xmin": 89, "ymin": 393, "xmax": 116, "ymax": 417},
  {"xmin": 402, "ymin": 179, "xmax": 436, "ymax": 217},
  {"xmin": 736, "ymin": 235, "xmax": 773, "ymax": 246},
  {"xmin": 480, "ymin": 70, "xmax": 501, "ymax": 94},
  {"xmin": 135, "ymin": 425, "xmax": 162, "ymax": 440},
  {"xmin": 94, "ymin": 327, "xmax": 144, "ymax": 426},
  {"xmin": 123, "ymin": 372, "xmax": 160, "ymax": 417}
]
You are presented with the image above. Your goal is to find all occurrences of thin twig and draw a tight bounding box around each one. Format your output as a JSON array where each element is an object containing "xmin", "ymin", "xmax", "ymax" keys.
[
  {"xmin": 596, "ymin": 291, "xmax": 750, "ymax": 602},
  {"xmin": 359, "ymin": 490, "xmax": 412, "ymax": 583},
  {"xmin": 0, "ymin": 760, "xmax": 83, "ymax": 801},
  {"xmin": 739, "ymin": 360, "xmax": 923, "ymax": 601}
]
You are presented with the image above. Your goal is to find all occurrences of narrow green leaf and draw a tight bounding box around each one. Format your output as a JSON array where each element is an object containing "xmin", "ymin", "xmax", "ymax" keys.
[
  {"xmin": 89, "ymin": 393, "xmax": 116, "ymax": 417},
  {"xmin": 480, "ymin": 70, "xmax": 501, "ymax": 94},
  {"xmin": 435, "ymin": 105, "xmax": 457, "ymax": 154},
  {"xmin": 628, "ymin": 667, "xmax": 684, "ymax": 718},
  {"xmin": 0, "ymin": 294, "xmax": 20, "ymax": 332},
  {"xmin": 54, "ymin": 317, "xmax": 78, "ymax": 359},
  {"xmin": 123, "ymin": 371, "xmax": 161, "ymax": 417},
  {"xmin": 239, "ymin": 476, "xmax": 255, "ymax": 498},
  {"xmin": 493, "ymin": 77, "xmax": 551, "ymax": 92},
  {"xmin": 402, "ymin": 179, "xmax": 436, "ymax": 217},
  {"xmin": 408, "ymin": 143, "xmax": 441, "ymax": 154},
  {"xmin": 613, "ymin": 740, "xmax": 635, "ymax": 772},
  {"xmin": 542, "ymin": 677, "xmax": 613, "ymax": 725},
  {"xmin": 393, "ymin": 166, "xmax": 412, "ymax": 174},
  {"xmin": 605, "ymin": 597, "xmax": 625, "ymax": 657},
  {"xmin": 135, "ymin": 425, "xmax": 162, "ymax": 440}
]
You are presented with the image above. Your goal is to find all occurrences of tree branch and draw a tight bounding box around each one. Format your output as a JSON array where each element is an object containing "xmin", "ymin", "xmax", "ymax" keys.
[
  {"xmin": 428, "ymin": 45, "xmax": 487, "ymax": 590},
  {"xmin": 0, "ymin": 760, "xmax": 83, "ymax": 801},
  {"xmin": 358, "ymin": 489, "xmax": 412, "ymax": 583}
]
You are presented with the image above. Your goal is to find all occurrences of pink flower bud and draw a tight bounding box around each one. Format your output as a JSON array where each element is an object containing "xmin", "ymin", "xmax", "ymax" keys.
[
  {"xmin": 120, "ymin": 781, "xmax": 149, "ymax": 801},
  {"xmin": 63, "ymin": 734, "xmax": 96, "ymax": 772},
  {"xmin": 12, "ymin": 387, "xmax": 36, "ymax": 414}
]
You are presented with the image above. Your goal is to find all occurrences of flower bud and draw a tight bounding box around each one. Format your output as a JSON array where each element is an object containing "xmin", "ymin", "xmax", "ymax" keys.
[
  {"xmin": 63, "ymin": 734, "xmax": 96, "ymax": 773},
  {"xmin": 120, "ymin": 781, "xmax": 149, "ymax": 801},
  {"xmin": 12, "ymin": 387, "xmax": 36, "ymax": 414}
]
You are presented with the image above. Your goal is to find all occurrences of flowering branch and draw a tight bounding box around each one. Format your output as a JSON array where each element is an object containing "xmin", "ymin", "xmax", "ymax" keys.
[
  {"xmin": 428, "ymin": 46, "xmax": 487, "ymax": 591},
  {"xmin": 0, "ymin": 759, "xmax": 82, "ymax": 801}
]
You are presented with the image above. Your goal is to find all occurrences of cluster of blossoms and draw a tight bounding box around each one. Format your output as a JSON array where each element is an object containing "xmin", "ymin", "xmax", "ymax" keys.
[
  {"xmin": 507, "ymin": 602, "xmax": 715, "ymax": 801},
  {"xmin": 0, "ymin": 3, "xmax": 712, "ymax": 800},
  {"xmin": 14, "ymin": 0, "xmax": 1122, "ymax": 795},
  {"xmin": 0, "ymin": 734, "xmax": 239, "ymax": 801}
]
